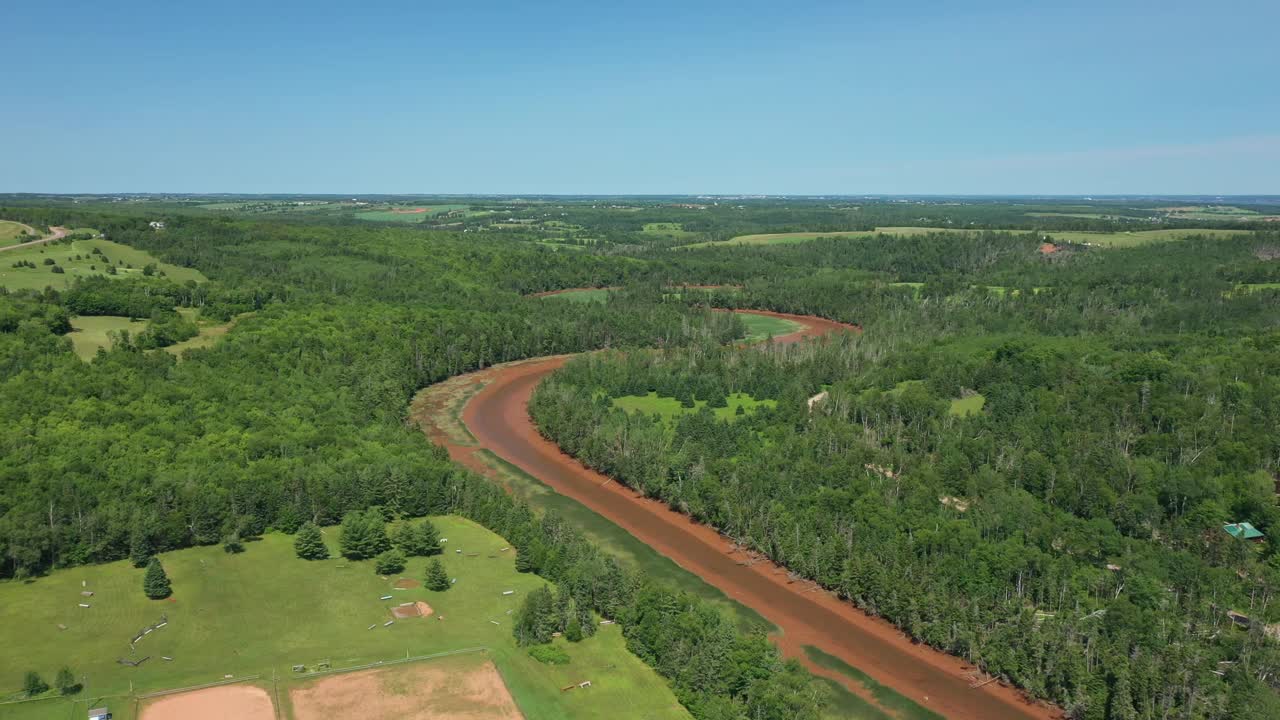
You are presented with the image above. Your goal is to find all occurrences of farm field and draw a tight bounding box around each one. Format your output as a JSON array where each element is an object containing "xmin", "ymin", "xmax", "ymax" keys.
[
  {"xmin": 680, "ymin": 226, "xmax": 1251, "ymax": 250},
  {"xmin": 0, "ymin": 237, "xmax": 205, "ymax": 291},
  {"xmin": 0, "ymin": 220, "xmax": 39, "ymax": 246},
  {"xmin": 1039, "ymin": 228, "xmax": 1251, "ymax": 247},
  {"xmin": 0, "ymin": 517, "xmax": 687, "ymax": 720},
  {"xmin": 355, "ymin": 205, "xmax": 470, "ymax": 222},
  {"xmin": 65, "ymin": 315, "xmax": 148, "ymax": 359}
]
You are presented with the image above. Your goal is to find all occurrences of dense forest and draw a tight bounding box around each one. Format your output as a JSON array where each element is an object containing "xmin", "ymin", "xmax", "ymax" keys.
[
  {"xmin": 529, "ymin": 230, "xmax": 1280, "ymax": 718},
  {"xmin": 2, "ymin": 199, "xmax": 1279, "ymax": 718}
]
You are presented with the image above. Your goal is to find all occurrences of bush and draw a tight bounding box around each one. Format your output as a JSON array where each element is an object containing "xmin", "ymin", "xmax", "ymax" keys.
[
  {"xmin": 374, "ymin": 548, "xmax": 406, "ymax": 575},
  {"xmin": 23, "ymin": 671, "xmax": 48, "ymax": 697},
  {"xmin": 55, "ymin": 667, "xmax": 81, "ymax": 695},
  {"xmin": 527, "ymin": 644, "xmax": 571, "ymax": 665},
  {"xmin": 223, "ymin": 532, "xmax": 245, "ymax": 554}
]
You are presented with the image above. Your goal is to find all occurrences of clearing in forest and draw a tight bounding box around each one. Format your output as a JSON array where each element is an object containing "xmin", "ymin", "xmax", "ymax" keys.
[
  {"xmin": 0, "ymin": 219, "xmax": 39, "ymax": 246},
  {"xmin": 289, "ymin": 655, "xmax": 523, "ymax": 720},
  {"xmin": 0, "ymin": 236, "xmax": 205, "ymax": 291}
]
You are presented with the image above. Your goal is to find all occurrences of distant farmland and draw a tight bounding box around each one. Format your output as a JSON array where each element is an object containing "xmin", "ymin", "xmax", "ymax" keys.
[{"xmin": 680, "ymin": 226, "xmax": 1253, "ymax": 249}]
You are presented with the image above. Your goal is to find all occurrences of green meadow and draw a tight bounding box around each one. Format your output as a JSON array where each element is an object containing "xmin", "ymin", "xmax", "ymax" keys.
[
  {"xmin": 1038, "ymin": 228, "xmax": 1251, "ymax": 247},
  {"xmin": 0, "ymin": 220, "xmax": 39, "ymax": 246},
  {"xmin": 612, "ymin": 391, "xmax": 776, "ymax": 424},
  {"xmin": 354, "ymin": 205, "xmax": 470, "ymax": 223},
  {"xmin": 64, "ymin": 316, "xmax": 149, "ymax": 360},
  {"xmin": 737, "ymin": 312, "xmax": 801, "ymax": 341},
  {"xmin": 0, "ymin": 237, "xmax": 206, "ymax": 292},
  {"xmin": 680, "ymin": 227, "xmax": 970, "ymax": 249},
  {"xmin": 0, "ymin": 517, "xmax": 687, "ymax": 720}
]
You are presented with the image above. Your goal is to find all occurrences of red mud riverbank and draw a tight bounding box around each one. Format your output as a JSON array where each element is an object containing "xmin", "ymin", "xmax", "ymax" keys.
[{"xmin": 419, "ymin": 310, "xmax": 1058, "ymax": 720}]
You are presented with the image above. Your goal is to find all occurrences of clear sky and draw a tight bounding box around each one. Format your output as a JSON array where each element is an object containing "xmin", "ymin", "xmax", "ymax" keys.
[{"xmin": 3, "ymin": 0, "xmax": 1277, "ymax": 194}]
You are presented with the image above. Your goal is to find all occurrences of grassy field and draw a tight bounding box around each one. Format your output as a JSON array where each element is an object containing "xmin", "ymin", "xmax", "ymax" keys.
[
  {"xmin": 1235, "ymin": 282, "xmax": 1280, "ymax": 293},
  {"xmin": 680, "ymin": 226, "xmax": 1252, "ymax": 250},
  {"xmin": 949, "ymin": 393, "xmax": 986, "ymax": 417},
  {"xmin": 0, "ymin": 238, "xmax": 206, "ymax": 292},
  {"xmin": 162, "ymin": 310, "xmax": 247, "ymax": 357},
  {"xmin": 1039, "ymin": 228, "xmax": 1251, "ymax": 247},
  {"xmin": 0, "ymin": 220, "xmax": 39, "ymax": 247},
  {"xmin": 680, "ymin": 227, "xmax": 970, "ymax": 249},
  {"xmin": 0, "ymin": 517, "xmax": 688, "ymax": 720},
  {"xmin": 640, "ymin": 222, "xmax": 695, "ymax": 239},
  {"xmin": 354, "ymin": 205, "xmax": 470, "ymax": 223},
  {"xmin": 64, "ymin": 316, "xmax": 149, "ymax": 359},
  {"xmin": 612, "ymin": 391, "xmax": 775, "ymax": 424},
  {"xmin": 737, "ymin": 312, "xmax": 801, "ymax": 341},
  {"xmin": 537, "ymin": 288, "xmax": 613, "ymax": 303}
]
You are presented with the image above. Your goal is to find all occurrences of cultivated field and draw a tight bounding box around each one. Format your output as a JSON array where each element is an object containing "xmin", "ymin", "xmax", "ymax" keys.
[
  {"xmin": 0, "ymin": 517, "xmax": 687, "ymax": 720},
  {"xmin": 0, "ymin": 237, "xmax": 205, "ymax": 291}
]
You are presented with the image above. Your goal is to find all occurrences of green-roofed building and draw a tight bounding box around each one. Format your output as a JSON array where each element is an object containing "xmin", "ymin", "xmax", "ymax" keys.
[{"xmin": 1223, "ymin": 522, "xmax": 1265, "ymax": 541}]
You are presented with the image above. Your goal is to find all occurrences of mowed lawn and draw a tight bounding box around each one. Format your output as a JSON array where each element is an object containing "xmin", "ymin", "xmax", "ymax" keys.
[
  {"xmin": 0, "ymin": 220, "xmax": 38, "ymax": 247},
  {"xmin": 0, "ymin": 517, "xmax": 688, "ymax": 720},
  {"xmin": 0, "ymin": 237, "xmax": 205, "ymax": 292}
]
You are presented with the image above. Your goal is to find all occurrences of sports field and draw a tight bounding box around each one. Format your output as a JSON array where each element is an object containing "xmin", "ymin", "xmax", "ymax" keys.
[
  {"xmin": 0, "ymin": 237, "xmax": 205, "ymax": 292},
  {"xmin": 0, "ymin": 516, "xmax": 688, "ymax": 720},
  {"xmin": 0, "ymin": 220, "xmax": 38, "ymax": 246}
]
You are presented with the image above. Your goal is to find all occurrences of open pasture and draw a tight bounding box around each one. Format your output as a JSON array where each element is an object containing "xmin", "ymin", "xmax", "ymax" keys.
[
  {"xmin": 680, "ymin": 226, "xmax": 972, "ymax": 248},
  {"xmin": 0, "ymin": 237, "xmax": 205, "ymax": 291},
  {"xmin": 0, "ymin": 516, "xmax": 686, "ymax": 720},
  {"xmin": 1039, "ymin": 228, "xmax": 1251, "ymax": 247},
  {"xmin": 0, "ymin": 220, "xmax": 39, "ymax": 246}
]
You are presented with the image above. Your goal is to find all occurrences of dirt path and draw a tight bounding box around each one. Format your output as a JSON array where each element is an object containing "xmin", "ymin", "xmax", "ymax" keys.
[
  {"xmin": 417, "ymin": 309, "xmax": 1059, "ymax": 720},
  {"xmin": 0, "ymin": 225, "xmax": 69, "ymax": 252}
]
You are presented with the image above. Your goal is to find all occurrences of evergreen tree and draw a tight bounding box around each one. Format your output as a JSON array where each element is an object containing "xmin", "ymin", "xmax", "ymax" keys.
[
  {"xmin": 339, "ymin": 509, "xmax": 390, "ymax": 560},
  {"xmin": 374, "ymin": 548, "xmax": 406, "ymax": 575},
  {"xmin": 565, "ymin": 612, "xmax": 583, "ymax": 642},
  {"xmin": 55, "ymin": 667, "xmax": 80, "ymax": 695},
  {"xmin": 513, "ymin": 586, "xmax": 556, "ymax": 646},
  {"xmin": 294, "ymin": 522, "xmax": 329, "ymax": 560},
  {"xmin": 425, "ymin": 558, "xmax": 450, "ymax": 591},
  {"xmin": 393, "ymin": 519, "xmax": 440, "ymax": 556},
  {"xmin": 129, "ymin": 519, "xmax": 153, "ymax": 568},
  {"xmin": 143, "ymin": 557, "xmax": 171, "ymax": 599},
  {"xmin": 514, "ymin": 545, "xmax": 535, "ymax": 573},
  {"xmin": 1108, "ymin": 669, "xmax": 1136, "ymax": 720},
  {"xmin": 23, "ymin": 671, "xmax": 48, "ymax": 697},
  {"xmin": 222, "ymin": 531, "xmax": 245, "ymax": 554}
]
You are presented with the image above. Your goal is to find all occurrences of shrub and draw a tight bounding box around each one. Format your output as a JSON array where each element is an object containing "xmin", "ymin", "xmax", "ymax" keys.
[
  {"xmin": 294, "ymin": 522, "xmax": 329, "ymax": 560},
  {"xmin": 527, "ymin": 644, "xmax": 570, "ymax": 665},
  {"xmin": 143, "ymin": 557, "xmax": 171, "ymax": 599},
  {"xmin": 425, "ymin": 558, "xmax": 450, "ymax": 591},
  {"xmin": 374, "ymin": 548, "xmax": 406, "ymax": 575}
]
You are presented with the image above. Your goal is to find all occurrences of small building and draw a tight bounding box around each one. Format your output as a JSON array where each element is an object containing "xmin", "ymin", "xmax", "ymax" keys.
[
  {"xmin": 88, "ymin": 708, "xmax": 112, "ymax": 720},
  {"xmin": 1223, "ymin": 522, "xmax": 1265, "ymax": 542}
]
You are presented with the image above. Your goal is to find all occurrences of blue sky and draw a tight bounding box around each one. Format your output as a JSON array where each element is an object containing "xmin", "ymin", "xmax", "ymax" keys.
[{"xmin": 2, "ymin": 0, "xmax": 1277, "ymax": 194}]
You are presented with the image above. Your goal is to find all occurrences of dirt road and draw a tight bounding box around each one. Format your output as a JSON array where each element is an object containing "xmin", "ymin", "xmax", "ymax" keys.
[
  {"xmin": 0, "ymin": 225, "xmax": 69, "ymax": 252},
  {"xmin": 419, "ymin": 309, "xmax": 1059, "ymax": 720}
]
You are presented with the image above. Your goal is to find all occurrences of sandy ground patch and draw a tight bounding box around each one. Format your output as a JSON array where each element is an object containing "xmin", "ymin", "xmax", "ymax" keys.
[
  {"xmin": 394, "ymin": 578, "xmax": 421, "ymax": 589},
  {"xmin": 290, "ymin": 658, "xmax": 522, "ymax": 720},
  {"xmin": 390, "ymin": 600, "xmax": 434, "ymax": 619},
  {"xmin": 140, "ymin": 684, "xmax": 274, "ymax": 720}
]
